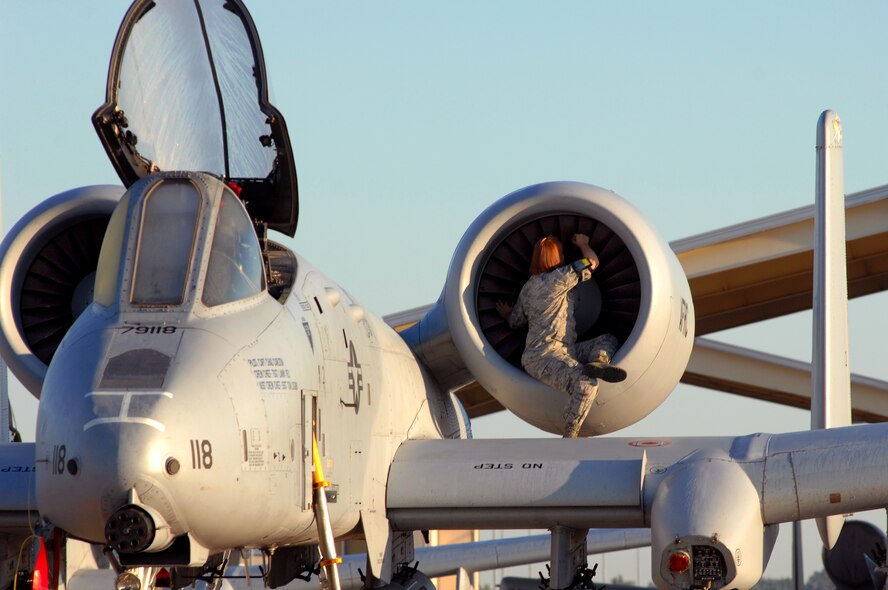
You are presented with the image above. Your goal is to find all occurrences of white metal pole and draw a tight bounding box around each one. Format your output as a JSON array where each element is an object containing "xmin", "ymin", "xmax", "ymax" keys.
[
  {"xmin": 792, "ymin": 521, "xmax": 804, "ymax": 590},
  {"xmin": 812, "ymin": 110, "xmax": 850, "ymax": 549}
]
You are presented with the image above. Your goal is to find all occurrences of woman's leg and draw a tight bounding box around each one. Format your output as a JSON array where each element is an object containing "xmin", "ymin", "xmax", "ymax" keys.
[
  {"xmin": 526, "ymin": 356, "xmax": 599, "ymax": 438},
  {"xmin": 574, "ymin": 333, "xmax": 619, "ymax": 364}
]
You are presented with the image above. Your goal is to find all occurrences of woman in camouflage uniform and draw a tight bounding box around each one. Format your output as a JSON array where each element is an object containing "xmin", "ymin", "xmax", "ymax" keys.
[{"xmin": 496, "ymin": 234, "xmax": 626, "ymax": 438}]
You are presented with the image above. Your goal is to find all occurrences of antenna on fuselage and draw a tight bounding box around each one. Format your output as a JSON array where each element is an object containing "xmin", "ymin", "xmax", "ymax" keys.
[{"xmin": 811, "ymin": 110, "xmax": 851, "ymax": 549}]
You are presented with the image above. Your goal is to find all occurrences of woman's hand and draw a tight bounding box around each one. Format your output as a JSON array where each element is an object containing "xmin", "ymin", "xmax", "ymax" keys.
[
  {"xmin": 572, "ymin": 233, "xmax": 599, "ymax": 269},
  {"xmin": 496, "ymin": 300, "xmax": 512, "ymax": 320},
  {"xmin": 571, "ymin": 233, "xmax": 590, "ymax": 248}
]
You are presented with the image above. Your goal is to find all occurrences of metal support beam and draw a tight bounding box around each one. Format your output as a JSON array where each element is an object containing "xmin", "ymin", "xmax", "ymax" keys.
[
  {"xmin": 792, "ymin": 521, "xmax": 804, "ymax": 590},
  {"xmin": 674, "ymin": 184, "xmax": 888, "ymax": 335},
  {"xmin": 684, "ymin": 338, "xmax": 888, "ymax": 422},
  {"xmin": 549, "ymin": 526, "xmax": 588, "ymax": 590}
]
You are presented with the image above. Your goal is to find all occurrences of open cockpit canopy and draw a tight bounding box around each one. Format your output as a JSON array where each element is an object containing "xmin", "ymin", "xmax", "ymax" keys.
[
  {"xmin": 94, "ymin": 173, "xmax": 267, "ymax": 311},
  {"xmin": 93, "ymin": 0, "xmax": 298, "ymax": 236}
]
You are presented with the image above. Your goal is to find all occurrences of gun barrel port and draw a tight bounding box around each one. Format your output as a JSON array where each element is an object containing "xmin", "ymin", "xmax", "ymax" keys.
[{"xmin": 105, "ymin": 505, "xmax": 156, "ymax": 554}]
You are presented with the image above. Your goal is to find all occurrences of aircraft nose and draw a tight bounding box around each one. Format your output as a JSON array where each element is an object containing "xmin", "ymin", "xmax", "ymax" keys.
[
  {"xmin": 36, "ymin": 324, "xmax": 243, "ymax": 549},
  {"xmin": 37, "ymin": 413, "xmax": 177, "ymax": 545},
  {"xmin": 35, "ymin": 339, "xmax": 185, "ymax": 544}
]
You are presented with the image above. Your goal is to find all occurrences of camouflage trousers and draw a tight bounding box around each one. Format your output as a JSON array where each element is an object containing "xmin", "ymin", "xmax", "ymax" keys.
[{"xmin": 522, "ymin": 334, "xmax": 619, "ymax": 438}]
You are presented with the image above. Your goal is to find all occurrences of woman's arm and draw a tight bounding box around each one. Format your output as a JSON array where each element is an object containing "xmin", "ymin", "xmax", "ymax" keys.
[
  {"xmin": 571, "ymin": 233, "xmax": 599, "ymax": 270},
  {"xmin": 497, "ymin": 296, "xmax": 527, "ymax": 328}
]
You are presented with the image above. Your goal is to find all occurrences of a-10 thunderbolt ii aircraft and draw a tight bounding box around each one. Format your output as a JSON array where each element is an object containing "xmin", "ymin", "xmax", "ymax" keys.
[{"xmin": 2, "ymin": 1, "xmax": 888, "ymax": 590}]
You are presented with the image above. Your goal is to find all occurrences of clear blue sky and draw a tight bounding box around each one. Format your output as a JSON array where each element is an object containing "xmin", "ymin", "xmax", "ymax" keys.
[{"xmin": 2, "ymin": 1, "xmax": 887, "ymax": 585}]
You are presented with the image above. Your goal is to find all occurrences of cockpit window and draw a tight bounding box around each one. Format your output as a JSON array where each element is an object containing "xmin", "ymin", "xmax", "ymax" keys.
[
  {"xmin": 131, "ymin": 181, "xmax": 202, "ymax": 305},
  {"xmin": 94, "ymin": 192, "xmax": 132, "ymax": 308},
  {"xmin": 202, "ymin": 191, "xmax": 265, "ymax": 307}
]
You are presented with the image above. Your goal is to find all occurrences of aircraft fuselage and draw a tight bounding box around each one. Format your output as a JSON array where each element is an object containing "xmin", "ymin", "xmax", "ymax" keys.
[{"xmin": 34, "ymin": 172, "xmax": 451, "ymax": 560}]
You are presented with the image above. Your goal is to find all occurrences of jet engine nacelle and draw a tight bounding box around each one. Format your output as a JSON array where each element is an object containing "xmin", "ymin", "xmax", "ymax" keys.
[
  {"xmin": 0, "ymin": 185, "xmax": 122, "ymax": 396},
  {"xmin": 402, "ymin": 182, "xmax": 694, "ymax": 435}
]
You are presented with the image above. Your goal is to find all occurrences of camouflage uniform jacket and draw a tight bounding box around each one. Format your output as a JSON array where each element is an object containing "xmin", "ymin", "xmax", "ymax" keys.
[{"xmin": 508, "ymin": 260, "xmax": 592, "ymax": 369}]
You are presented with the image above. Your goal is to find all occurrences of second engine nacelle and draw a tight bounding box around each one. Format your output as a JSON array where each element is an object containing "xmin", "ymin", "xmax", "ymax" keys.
[
  {"xmin": 403, "ymin": 181, "xmax": 694, "ymax": 436},
  {"xmin": 0, "ymin": 185, "xmax": 123, "ymax": 396}
]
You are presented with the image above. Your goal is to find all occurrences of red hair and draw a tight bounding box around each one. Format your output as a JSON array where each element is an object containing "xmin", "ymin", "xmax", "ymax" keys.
[{"xmin": 529, "ymin": 236, "xmax": 563, "ymax": 275}]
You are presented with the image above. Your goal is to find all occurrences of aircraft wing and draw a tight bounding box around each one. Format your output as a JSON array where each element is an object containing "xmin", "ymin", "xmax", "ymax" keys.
[
  {"xmin": 388, "ymin": 423, "xmax": 888, "ymax": 533},
  {"xmin": 683, "ymin": 338, "xmax": 888, "ymax": 422},
  {"xmin": 0, "ymin": 443, "xmax": 38, "ymax": 590},
  {"xmin": 388, "ymin": 423, "xmax": 888, "ymax": 587},
  {"xmin": 674, "ymin": 183, "xmax": 888, "ymax": 335},
  {"xmin": 0, "ymin": 442, "xmax": 37, "ymax": 530}
]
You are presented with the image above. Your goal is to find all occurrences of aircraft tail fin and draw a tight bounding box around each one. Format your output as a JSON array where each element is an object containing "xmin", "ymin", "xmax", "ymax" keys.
[{"xmin": 812, "ymin": 110, "xmax": 851, "ymax": 549}]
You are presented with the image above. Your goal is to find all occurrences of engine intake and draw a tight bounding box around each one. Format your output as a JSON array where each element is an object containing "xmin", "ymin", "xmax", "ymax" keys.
[
  {"xmin": 0, "ymin": 185, "xmax": 122, "ymax": 396},
  {"xmin": 402, "ymin": 182, "xmax": 694, "ymax": 436},
  {"xmin": 478, "ymin": 212, "xmax": 640, "ymax": 368}
]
